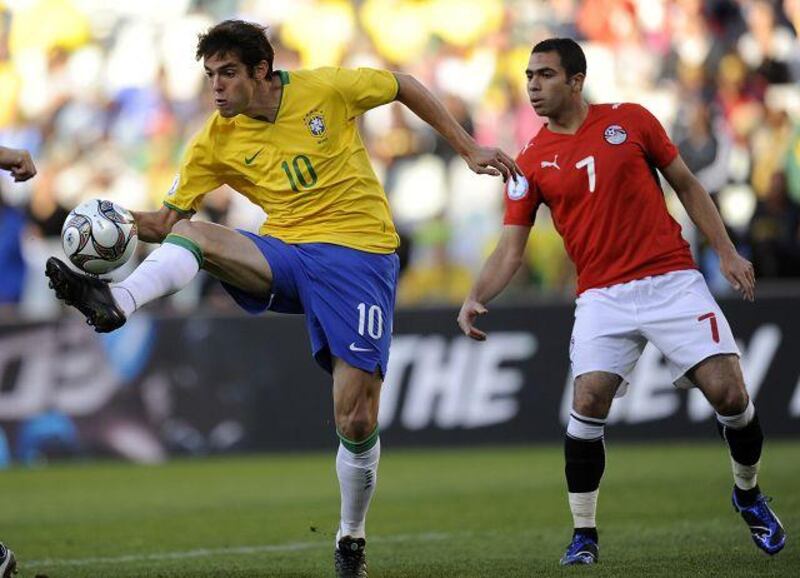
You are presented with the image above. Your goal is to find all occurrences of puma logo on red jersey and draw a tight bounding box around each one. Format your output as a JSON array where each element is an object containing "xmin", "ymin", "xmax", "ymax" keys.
[{"xmin": 541, "ymin": 155, "xmax": 560, "ymax": 170}]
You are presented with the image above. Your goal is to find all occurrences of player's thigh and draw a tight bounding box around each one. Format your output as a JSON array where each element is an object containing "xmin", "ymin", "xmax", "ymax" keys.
[
  {"xmin": 573, "ymin": 371, "xmax": 623, "ymax": 419},
  {"xmin": 640, "ymin": 270, "xmax": 740, "ymax": 389},
  {"xmin": 332, "ymin": 356, "xmax": 382, "ymax": 440},
  {"xmin": 301, "ymin": 244, "xmax": 399, "ymax": 377},
  {"xmin": 171, "ymin": 220, "xmax": 273, "ymax": 295},
  {"xmin": 570, "ymin": 285, "xmax": 643, "ymax": 398},
  {"xmin": 686, "ymin": 353, "xmax": 748, "ymax": 415}
]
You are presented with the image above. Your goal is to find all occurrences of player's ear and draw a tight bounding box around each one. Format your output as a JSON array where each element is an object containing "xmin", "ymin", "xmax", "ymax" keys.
[
  {"xmin": 570, "ymin": 73, "xmax": 585, "ymax": 93},
  {"xmin": 254, "ymin": 59, "xmax": 269, "ymax": 81}
]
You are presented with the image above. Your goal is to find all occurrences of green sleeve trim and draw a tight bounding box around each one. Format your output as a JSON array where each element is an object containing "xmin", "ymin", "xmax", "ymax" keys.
[
  {"xmin": 390, "ymin": 71, "xmax": 400, "ymax": 101},
  {"xmin": 164, "ymin": 234, "xmax": 204, "ymax": 268},
  {"xmin": 337, "ymin": 426, "xmax": 379, "ymax": 454},
  {"xmin": 163, "ymin": 201, "xmax": 195, "ymax": 216}
]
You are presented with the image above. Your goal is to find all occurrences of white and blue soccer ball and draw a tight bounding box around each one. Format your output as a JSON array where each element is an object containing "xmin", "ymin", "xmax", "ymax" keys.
[{"xmin": 61, "ymin": 199, "xmax": 138, "ymax": 275}]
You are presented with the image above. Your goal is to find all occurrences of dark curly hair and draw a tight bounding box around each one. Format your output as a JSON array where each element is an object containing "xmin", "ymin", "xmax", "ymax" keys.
[{"xmin": 196, "ymin": 20, "xmax": 274, "ymax": 79}]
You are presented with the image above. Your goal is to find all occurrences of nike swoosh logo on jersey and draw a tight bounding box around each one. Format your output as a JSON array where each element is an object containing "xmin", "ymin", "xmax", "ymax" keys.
[
  {"xmin": 244, "ymin": 149, "xmax": 263, "ymax": 165},
  {"xmin": 349, "ymin": 342, "xmax": 372, "ymax": 353}
]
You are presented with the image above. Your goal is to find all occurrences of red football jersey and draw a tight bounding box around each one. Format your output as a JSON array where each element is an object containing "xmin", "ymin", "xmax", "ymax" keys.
[{"xmin": 504, "ymin": 103, "xmax": 697, "ymax": 294}]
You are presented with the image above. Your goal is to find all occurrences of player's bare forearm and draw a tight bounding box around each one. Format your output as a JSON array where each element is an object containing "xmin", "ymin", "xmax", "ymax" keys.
[
  {"xmin": 393, "ymin": 73, "xmax": 521, "ymax": 181},
  {"xmin": 663, "ymin": 155, "xmax": 755, "ymax": 300},
  {"xmin": 471, "ymin": 244, "xmax": 523, "ymax": 305},
  {"xmin": 663, "ymin": 156, "xmax": 736, "ymax": 254},
  {"xmin": 458, "ymin": 226, "xmax": 531, "ymax": 340},
  {"xmin": 394, "ymin": 73, "xmax": 473, "ymax": 154},
  {"xmin": 131, "ymin": 206, "xmax": 186, "ymax": 244}
]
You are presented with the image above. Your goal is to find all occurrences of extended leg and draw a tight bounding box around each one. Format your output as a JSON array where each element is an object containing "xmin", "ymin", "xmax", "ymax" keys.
[{"xmin": 47, "ymin": 220, "xmax": 272, "ymax": 332}]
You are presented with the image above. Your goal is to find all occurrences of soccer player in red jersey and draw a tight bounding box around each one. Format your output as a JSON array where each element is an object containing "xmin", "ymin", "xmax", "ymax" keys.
[{"xmin": 458, "ymin": 38, "xmax": 785, "ymax": 564}]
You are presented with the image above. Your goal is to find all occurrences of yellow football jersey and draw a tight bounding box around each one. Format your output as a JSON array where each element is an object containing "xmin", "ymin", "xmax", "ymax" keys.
[{"xmin": 164, "ymin": 67, "xmax": 400, "ymax": 253}]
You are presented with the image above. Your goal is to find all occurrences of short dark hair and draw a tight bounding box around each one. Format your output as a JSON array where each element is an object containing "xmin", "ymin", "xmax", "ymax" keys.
[
  {"xmin": 196, "ymin": 20, "xmax": 275, "ymax": 79},
  {"xmin": 532, "ymin": 38, "xmax": 586, "ymax": 79}
]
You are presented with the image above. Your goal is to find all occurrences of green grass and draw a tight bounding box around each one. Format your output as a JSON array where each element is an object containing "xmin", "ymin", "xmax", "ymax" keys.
[{"xmin": 1, "ymin": 441, "xmax": 798, "ymax": 577}]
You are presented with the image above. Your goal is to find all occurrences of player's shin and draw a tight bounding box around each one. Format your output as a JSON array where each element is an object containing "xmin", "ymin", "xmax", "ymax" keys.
[
  {"xmin": 565, "ymin": 412, "xmax": 606, "ymax": 540},
  {"xmin": 110, "ymin": 235, "xmax": 202, "ymax": 317},
  {"xmin": 716, "ymin": 399, "xmax": 763, "ymax": 503},
  {"xmin": 336, "ymin": 427, "xmax": 380, "ymax": 540}
]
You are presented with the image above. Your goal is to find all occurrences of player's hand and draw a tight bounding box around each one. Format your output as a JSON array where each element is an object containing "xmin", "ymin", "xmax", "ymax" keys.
[
  {"xmin": 457, "ymin": 298, "xmax": 488, "ymax": 341},
  {"xmin": 462, "ymin": 144, "xmax": 522, "ymax": 183},
  {"xmin": 0, "ymin": 147, "xmax": 37, "ymax": 182},
  {"xmin": 719, "ymin": 248, "xmax": 755, "ymax": 302}
]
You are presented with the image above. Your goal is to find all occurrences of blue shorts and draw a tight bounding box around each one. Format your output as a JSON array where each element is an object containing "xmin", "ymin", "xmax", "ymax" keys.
[{"xmin": 222, "ymin": 233, "xmax": 399, "ymax": 376}]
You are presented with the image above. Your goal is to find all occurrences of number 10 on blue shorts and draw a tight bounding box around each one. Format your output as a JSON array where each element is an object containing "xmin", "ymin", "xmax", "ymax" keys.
[{"xmin": 222, "ymin": 233, "xmax": 400, "ymax": 377}]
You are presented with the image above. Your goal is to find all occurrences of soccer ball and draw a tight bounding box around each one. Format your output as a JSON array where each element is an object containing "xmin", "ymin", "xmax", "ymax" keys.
[{"xmin": 61, "ymin": 199, "xmax": 138, "ymax": 275}]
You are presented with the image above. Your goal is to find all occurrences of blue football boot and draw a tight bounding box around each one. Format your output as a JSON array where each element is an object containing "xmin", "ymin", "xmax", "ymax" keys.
[
  {"xmin": 559, "ymin": 532, "xmax": 599, "ymax": 565},
  {"xmin": 732, "ymin": 489, "xmax": 786, "ymax": 555}
]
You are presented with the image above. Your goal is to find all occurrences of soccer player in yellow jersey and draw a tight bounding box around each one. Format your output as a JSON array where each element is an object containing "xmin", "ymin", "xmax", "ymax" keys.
[{"xmin": 46, "ymin": 19, "xmax": 520, "ymax": 577}]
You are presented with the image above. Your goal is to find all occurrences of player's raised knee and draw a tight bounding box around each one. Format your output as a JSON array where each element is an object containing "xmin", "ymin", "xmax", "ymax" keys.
[
  {"xmin": 170, "ymin": 219, "xmax": 199, "ymax": 241},
  {"xmin": 170, "ymin": 220, "xmax": 216, "ymax": 257}
]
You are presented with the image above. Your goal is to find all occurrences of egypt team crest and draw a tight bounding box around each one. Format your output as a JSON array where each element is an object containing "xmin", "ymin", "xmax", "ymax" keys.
[
  {"xmin": 507, "ymin": 175, "xmax": 529, "ymax": 200},
  {"xmin": 305, "ymin": 111, "xmax": 327, "ymax": 137},
  {"xmin": 604, "ymin": 125, "xmax": 627, "ymax": 145}
]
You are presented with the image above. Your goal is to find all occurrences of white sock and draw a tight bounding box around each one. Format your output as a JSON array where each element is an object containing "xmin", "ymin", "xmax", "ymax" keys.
[
  {"xmin": 110, "ymin": 242, "xmax": 201, "ymax": 318},
  {"xmin": 336, "ymin": 438, "xmax": 380, "ymax": 539},
  {"xmin": 732, "ymin": 458, "xmax": 760, "ymax": 490},
  {"xmin": 716, "ymin": 399, "xmax": 755, "ymax": 430},
  {"xmin": 568, "ymin": 489, "xmax": 599, "ymax": 528},
  {"xmin": 717, "ymin": 399, "xmax": 759, "ymax": 490}
]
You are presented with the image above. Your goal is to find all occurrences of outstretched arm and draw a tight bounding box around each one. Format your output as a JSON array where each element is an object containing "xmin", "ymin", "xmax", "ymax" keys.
[
  {"xmin": 0, "ymin": 146, "xmax": 36, "ymax": 181},
  {"xmin": 661, "ymin": 154, "xmax": 755, "ymax": 301},
  {"xmin": 457, "ymin": 225, "xmax": 532, "ymax": 340},
  {"xmin": 394, "ymin": 73, "xmax": 521, "ymax": 181},
  {"xmin": 131, "ymin": 205, "xmax": 187, "ymax": 244}
]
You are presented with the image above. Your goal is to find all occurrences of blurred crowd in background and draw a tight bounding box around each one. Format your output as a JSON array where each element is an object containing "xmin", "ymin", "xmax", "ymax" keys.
[{"xmin": 1, "ymin": 0, "xmax": 799, "ymax": 320}]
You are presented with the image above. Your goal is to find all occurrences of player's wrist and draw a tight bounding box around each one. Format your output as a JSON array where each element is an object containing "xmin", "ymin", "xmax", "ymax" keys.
[
  {"xmin": 716, "ymin": 244, "xmax": 739, "ymax": 259},
  {"xmin": 455, "ymin": 137, "xmax": 478, "ymax": 159}
]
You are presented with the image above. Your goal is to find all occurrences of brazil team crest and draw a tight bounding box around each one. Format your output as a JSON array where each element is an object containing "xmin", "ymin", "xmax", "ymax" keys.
[{"xmin": 305, "ymin": 110, "xmax": 327, "ymax": 137}]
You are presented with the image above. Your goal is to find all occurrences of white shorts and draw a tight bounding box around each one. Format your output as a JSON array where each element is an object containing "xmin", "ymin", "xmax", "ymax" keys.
[{"xmin": 569, "ymin": 269, "xmax": 740, "ymax": 395}]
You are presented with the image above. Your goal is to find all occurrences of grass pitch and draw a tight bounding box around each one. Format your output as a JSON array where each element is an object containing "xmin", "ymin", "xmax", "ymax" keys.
[{"xmin": 1, "ymin": 441, "xmax": 797, "ymax": 577}]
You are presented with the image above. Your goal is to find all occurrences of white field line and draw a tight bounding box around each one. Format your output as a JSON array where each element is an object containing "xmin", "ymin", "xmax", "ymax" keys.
[{"xmin": 26, "ymin": 531, "xmax": 454, "ymax": 568}]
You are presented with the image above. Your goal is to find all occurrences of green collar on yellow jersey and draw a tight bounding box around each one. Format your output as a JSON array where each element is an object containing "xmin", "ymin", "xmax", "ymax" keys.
[{"xmin": 234, "ymin": 71, "xmax": 289, "ymax": 126}]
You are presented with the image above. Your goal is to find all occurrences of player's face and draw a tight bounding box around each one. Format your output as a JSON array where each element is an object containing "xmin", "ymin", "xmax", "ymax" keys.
[
  {"xmin": 525, "ymin": 51, "xmax": 580, "ymax": 117},
  {"xmin": 204, "ymin": 52, "xmax": 259, "ymax": 118}
]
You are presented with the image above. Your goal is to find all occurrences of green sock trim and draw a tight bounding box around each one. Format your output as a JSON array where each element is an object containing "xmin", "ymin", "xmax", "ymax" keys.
[
  {"xmin": 164, "ymin": 234, "xmax": 204, "ymax": 268},
  {"xmin": 337, "ymin": 426, "xmax": 379, "ymax": 454}
]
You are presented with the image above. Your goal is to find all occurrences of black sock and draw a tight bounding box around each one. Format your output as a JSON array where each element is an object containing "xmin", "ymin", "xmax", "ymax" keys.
[
  {"xmin": 564, "ymin": 435, "xmax": 605, "ymax": 493},
  {"xmin": 734, "ymin": 485, "xmax": 761, "ymax": 507},
  {"xmin": 574, "ymin": 527, "xmax": 599, "ymax": 543},
  {"xmin": 717, "ymin": 413, "xmax": 764, "ymax": 467}
]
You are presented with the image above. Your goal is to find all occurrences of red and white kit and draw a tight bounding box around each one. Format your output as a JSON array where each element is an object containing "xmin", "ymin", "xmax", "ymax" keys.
[{"xmin": 505, "ymin": 103, "xmax": 739, "ymax": 387}]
